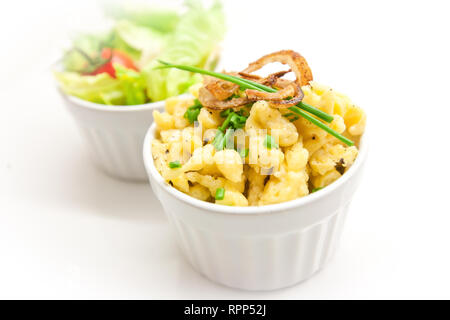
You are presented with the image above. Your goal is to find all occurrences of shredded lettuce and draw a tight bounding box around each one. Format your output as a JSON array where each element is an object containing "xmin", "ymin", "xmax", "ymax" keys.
[
  {"xmin": 143, "ymin": 0, "xmax": 225, "ymax": 102},
  {"xmin": 56, "ymin": 0, "xmax": 225, "ymax": 105},
  {"xmin": 114, "ymin": 64, "xmax": 147, "ymax": 105},
  {"xmin": 62, "ymin": 31, "xmax": 140, "ymax": 73},
  {"xmin": 55, "ymin": 71, "xmax": 125, "ymax": 105},
  {"xmin": 62, "ymin": 33, "xmax": 109, "ymax": 73},
  {"xmin": 55, "ymin": 65, "xmax": 148, "ymax": 106},
  {"xmin": 114, "ymin": 20, "xmax": 167, "ymax": 66},
  {"xmin": 104, "ymin": 4, "xmax": 180, "ymax": 33}
]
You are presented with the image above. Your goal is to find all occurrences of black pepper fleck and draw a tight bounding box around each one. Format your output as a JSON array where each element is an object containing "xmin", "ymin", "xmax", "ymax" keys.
[{"xmin": 335, "ymin": 158, "xmax": 346, "ymax": 175}]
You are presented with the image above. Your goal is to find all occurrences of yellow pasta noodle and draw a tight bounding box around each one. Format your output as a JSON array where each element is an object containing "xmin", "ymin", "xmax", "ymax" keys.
[{"xmin": 151, "ymin": 81, "xmax": 365, "ymax": 206}]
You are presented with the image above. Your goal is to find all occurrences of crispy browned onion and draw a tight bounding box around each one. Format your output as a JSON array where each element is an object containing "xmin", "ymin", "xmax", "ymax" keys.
[
  {"xmin": 237, "ymin": 69, "xmax": 291, "ymax": 87},
  {"xmin": 198, "ymin": 50, "xmax": 313, "ymax": 110},
  {"xmin": 198, "ymin": 86, "xmax": 250, "ymax": 110},
  {"xmin": 261, "ymin": 70, "xmax": 291, "ymax": 86},
  {"xmin": 245, "ymin": 83, "xmax": 304, "ymax": 108},
  {"xmin": 242, "ymin": 50, "xmax": 313, "ymax": 87},
  {"xmin": 204, "ymin": 76, "xmax": 240, "ymax": 100}
]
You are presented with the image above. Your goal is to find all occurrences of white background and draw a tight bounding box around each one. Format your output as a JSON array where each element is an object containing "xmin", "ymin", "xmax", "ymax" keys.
[{"xmin": 1, "ymin": 0, "xmax": 449, "ymax": 299}]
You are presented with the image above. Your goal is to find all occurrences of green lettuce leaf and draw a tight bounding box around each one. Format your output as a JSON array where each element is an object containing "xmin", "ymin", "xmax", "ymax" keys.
[
  {"xmin": 114, "ymin": 64, "xmax": 147, "ymax": 105},
  {"xmin": 62, "ymin": 33, "xmax": 108, "ymax": 73},
  {"xmin": 57, "ymin": 0, "xmax": 226, "ymax": 105},
  {"xmin": 114, "ymin": 20, "xmax": 167, "ymax": 66},
  {"xmin": 62, "ymin": 31, "xmax": 140, "ymax": 73},
  {"xmin": 55, "ymin": 71, "xmax": 125, "ymax": 105},
  {"xmin": 143, "ymin": 0, "xmax": 225, "ymax": 102},
  {"xmin": 55, "ymin": 65, "xmax": 149, "ymax": 106},
  {"xmin": 104, "ymin": 4, "xmax": 180, "ymax": 33}
]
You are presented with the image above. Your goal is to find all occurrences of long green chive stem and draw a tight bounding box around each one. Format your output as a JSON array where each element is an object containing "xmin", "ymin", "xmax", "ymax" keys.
[
  {"xmin": 156, "ymin": 61, "xmax": 262, "ymax": 91},
  {"xmin": 231, "ymin": 77, "xmax": 334, "ymax": 123},
  {"xmin": 158, "ymin": 61, "xmax": 331, "ymax": 122},
  {"xmin": 156, "ymin": 61, "xmax": 353, "ymax": 146},
  {"xmin": 289, "ymin": 107, "xmax": 354, "ymax": 146},
  {"xmin": 219, "ymin": 111, "xmax": 234, "ymax": 132}
]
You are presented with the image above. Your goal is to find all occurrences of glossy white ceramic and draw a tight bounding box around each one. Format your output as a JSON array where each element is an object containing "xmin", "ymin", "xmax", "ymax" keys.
[{"xmin": 60, "ymin": 93, "xmax": 165, "ymax": 181}]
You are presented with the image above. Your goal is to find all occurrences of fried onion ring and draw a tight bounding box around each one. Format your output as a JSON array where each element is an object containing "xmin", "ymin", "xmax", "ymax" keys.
[
  {"xmin": 236, "ymin": 72, "xmax": 261, "ymax": 80},
  {"xmin": 204, "ymin": 76, "xmax": 240, "ymax": 101},
  {"xmin": 261, "ymin": 70, "xmax": 291, "ymax": 86},
  {"xmin": 237, "ymin": 69, "xmax": 292, "ymax": 87},
  {"xmin": 198, "ymin": 50, "xmax": 312, "ymax": 110},
  {"xmin": 245, "ymin": 83, "xmax": 304, "ymax": 108},
  {"xmin": 242, "ymin": 50, "xmax": 313, "ymax": 86}
]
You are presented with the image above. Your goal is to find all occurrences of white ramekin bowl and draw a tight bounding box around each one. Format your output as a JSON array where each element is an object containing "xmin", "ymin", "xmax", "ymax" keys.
[
  {"xmin": 143, "ymin": 123, "xmax": 368, "ymax": 290},
  {"xmin": 60, "ymin": 92, "xmax": 166, "ymax": 181}
]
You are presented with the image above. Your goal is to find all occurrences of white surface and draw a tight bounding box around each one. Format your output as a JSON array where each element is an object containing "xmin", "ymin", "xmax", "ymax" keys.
[
  {"xmin": 144, "ymin": 123, "xmax": 367, "ymax": 290},
  {"xmin": 0, "ymin": 0, "xmax": 449, "ymax": 299}
]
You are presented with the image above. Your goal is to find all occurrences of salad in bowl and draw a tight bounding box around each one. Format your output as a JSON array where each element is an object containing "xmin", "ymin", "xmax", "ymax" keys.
[
  {"xmin": 55, "ymin": 0, "xmax": 225, "ymax": 181},
  {"xmin": 55, "ymin": 0, "xmax": 225, "ymax": 105}
]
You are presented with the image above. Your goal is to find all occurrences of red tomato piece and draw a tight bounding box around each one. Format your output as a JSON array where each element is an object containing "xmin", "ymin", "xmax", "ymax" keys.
[{"xmin": 89, "ymin": 48, "xmax": 138, "ymax": 78}]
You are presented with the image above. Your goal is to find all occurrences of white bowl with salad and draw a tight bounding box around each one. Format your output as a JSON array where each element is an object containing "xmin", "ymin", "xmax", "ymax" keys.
[{"xmin": 54, "ymin": 0, "xmax": 225, "ymax": 181}]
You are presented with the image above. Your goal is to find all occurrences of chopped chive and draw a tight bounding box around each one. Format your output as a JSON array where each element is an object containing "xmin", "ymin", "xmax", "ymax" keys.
[
  {"xmin": 311, "ymin": 187, "xmax": 323, "ymax": 193},
  {"xmin": 213, "ymin": 128, "xmax": 233, "ymax": 150},
  {"xmin": 223, "ymin": 130, "xmax": 234, "ymax": 149},
  {"xmin": 184, "ymin": 99, "xmax": 202, "ymax": 124},
  {"xmin": 219, "ymin": 111, "xmax": 234, "ymax": 132},
  {"xmin": 220, "ymin": 109, "xmax": 231, "ymax": 118},
  {"xmin": 169, "ymin": 161, "xmax": 182, "ymax": 169},
  {"xmin": 264, "ymin": 135, "xmax": 278, "ymax": 149},
  {"xmin": 212, "ymin": 130, "xmax": 225, "ymax": 150},
  {"xmin": 229, "ymin": 113, "xmax": 247, "ymax": 129},
  {"xmin": 237, "ymin": 107, "xmax": 251, "ymax": 117},
  {"xmin": 215, "ymin": 187, "xmax": 225, "ymax": 200},
  {"xmin": 214, "ymin": 109, "xmax": 249, "ymax": 151},
  {"xmin": 282, "ymin": 112, "xmax": 299, "ymax": 122},
  {"xmin": 184, "ymin": 108, "xmax": 201, "ymax": 123},
  {"xmin": 238, "ymin": 148, "xmax": 249, "ymax": 158}
]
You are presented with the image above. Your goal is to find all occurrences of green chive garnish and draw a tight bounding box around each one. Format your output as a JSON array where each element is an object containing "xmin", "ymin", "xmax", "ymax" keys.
[
  {"xmin": 219, "ymin": 111, "xmax": 234, "ymax": 132},
  {"xmin": 220, "ymin": 109, "xmax": 231, "ymax": 118},
  {"xmin": 156, "ymin": 61, "xmax": 354, "ymax": 146},
  {"xmin": 311, "ymin": 187, "xmax": 323, "ymax": 193},
  {"xmin": 169, "ymin": 161, "xmax": 182, "ymax": 169},
  {"xmin": 184, "ymin": 99, "xmax": 202, "ymax": 124},
  {"xmin": 229, "ymin": 113, "xmax": 247, "ymax": 129},
  {"xmin": 238, "ymin": 148, "xmax": 249, "ymax": 158},
  {"xmin": 213, "ymin": 110, "xmax": 248, "ymax": 150},
  {"xmin": 213, "ymin": 128, "xmax": 234, "ymax": 151},
  {"xmin": 212, "ymin": 130, "xmax": 225, "ymax": 150},
  {"xmin": 215, "ymin": 188, "xmax": 225, "ymax": 200},
  {"xmin": 283, "ymin": 112, "xmax": 299, "ymax": 122},
  {"xmin": 264, "ymin": 135, "xmax": 278, "ymax": 149},
  {"xmin": 289, "ymin": 107, "xmax": 354, "ymax": 146}
]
